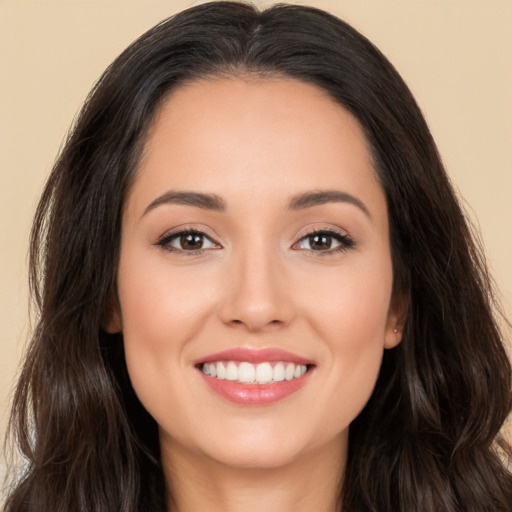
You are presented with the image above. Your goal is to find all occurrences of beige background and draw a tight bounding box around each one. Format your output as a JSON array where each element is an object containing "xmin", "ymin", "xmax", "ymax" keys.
[{"xmin": 1, "ymin": 0, "xmax": 511, "ymax": 481}]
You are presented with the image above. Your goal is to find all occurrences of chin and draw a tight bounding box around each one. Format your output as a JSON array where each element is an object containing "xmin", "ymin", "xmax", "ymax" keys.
[
  {"xmin": 214, "ymin": 439, "xmax": 304, "ymax": 469},
  {"xmin": 179, "ymin": 420, "xmax": 346, "ymax": 471}
]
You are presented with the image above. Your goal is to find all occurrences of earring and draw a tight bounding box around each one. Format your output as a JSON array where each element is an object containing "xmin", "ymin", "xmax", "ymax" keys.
[{"xmin": 393, "ymin": 328, "xmax": 398, "ymax": 333}]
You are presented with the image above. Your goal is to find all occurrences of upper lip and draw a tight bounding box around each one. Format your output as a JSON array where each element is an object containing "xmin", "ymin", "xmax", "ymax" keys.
[{"xmin": 195, "ymin": 347, "xmax": 315, "ymax": 366}]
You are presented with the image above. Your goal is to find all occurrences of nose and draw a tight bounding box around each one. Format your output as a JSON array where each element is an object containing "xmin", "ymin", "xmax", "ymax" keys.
[{"xmin": 218, "ymin": 246, "xmax": 295, "ymax": 332}]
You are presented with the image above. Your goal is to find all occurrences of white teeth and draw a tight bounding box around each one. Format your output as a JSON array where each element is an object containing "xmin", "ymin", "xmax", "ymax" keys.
[
  {"xmin": 226, "ymin": 361, "xmax": 238, "ymax": 381},
  {"xmin": 255, "ymin": 362, "xmax": 273, "ymax": 384},
  {"xmin": 238, "ymin": 362, "xmax": 255, "ymax": 383},
  {"xmin": 202, "ymin": 361, "xmax": 310, "ymax": 384},
  {"xmin": 216, "ymin": 362, "xmax": 226, "ymax": 379},
  {"xmin": 273, "ymin": 362, "xmax": 285, "ymax": 382}
]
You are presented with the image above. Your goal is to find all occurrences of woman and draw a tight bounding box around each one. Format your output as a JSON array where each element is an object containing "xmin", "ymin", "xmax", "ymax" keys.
[{"xmin": 4, "ymin": 2, "xmax": 511, "ymax": 511}]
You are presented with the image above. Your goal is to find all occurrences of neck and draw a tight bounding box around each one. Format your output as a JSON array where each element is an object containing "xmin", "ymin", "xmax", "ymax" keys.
[{"xmin": 161, "ymin": 435, "xmax": 346, "ymax": 512}]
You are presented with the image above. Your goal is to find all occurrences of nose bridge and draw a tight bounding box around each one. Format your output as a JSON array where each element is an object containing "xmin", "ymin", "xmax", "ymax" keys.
[{"xmin": 219, "ymin": 238, "xmax": 293, "ymax": 331}]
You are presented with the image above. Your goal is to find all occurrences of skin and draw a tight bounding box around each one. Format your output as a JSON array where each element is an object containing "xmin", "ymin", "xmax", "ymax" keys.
[{"xmin": 107, "ymin": 77, "xmax": 403, "ymax": 512}]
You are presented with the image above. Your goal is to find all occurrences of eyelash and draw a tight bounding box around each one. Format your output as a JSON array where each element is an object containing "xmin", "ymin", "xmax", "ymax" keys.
[
  {"xmin": 155, "ymin": 228, "xmax": 220, "ymax": 255},
  {"xmin": 155, "ymin": 227, "xmax": 355, "ymax": 256},
  {"xmin": 292, "ymin": 228, "xmax": 356, "ymax": 255}
]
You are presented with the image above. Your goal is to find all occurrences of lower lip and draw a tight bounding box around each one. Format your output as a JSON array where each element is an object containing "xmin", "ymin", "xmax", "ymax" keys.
[{"xmin": 199, "ymin": 370, "xmax": 312, "ymax": 406}]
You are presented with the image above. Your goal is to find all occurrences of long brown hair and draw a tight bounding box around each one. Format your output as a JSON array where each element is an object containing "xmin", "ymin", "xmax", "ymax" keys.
[{"xmin": 4, "ymin": 2, "xmax": 512, "ymax": 511}]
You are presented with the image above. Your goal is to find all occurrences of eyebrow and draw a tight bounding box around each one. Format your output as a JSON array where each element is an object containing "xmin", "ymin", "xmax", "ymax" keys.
[
  {"xmin": 288, "ymin": 190, "xmax": 371, "ymax": 218},
  {"xmin": 143, "ymin": 191, "xmax": 225, "ymax": 216},
  {"xmin": 142, "ymin": 188, "xmax": 370, "ymax": 218}
]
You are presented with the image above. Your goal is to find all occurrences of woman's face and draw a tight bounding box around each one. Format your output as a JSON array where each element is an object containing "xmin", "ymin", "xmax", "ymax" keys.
[{"xmin": 109, "ymin": 78, "xmax": 402, "ymax": 470}]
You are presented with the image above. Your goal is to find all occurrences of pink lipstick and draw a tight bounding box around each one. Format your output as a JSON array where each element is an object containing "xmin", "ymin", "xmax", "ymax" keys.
[{"xmin": 196, "ymin": 348, "xmax": 315, "ymax": 406}]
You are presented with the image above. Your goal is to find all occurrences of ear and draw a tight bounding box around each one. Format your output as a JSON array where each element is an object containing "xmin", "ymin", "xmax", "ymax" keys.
[
  {"xmin": 384, "ymin": 292, "xmax": 408, "ymax": 349},
  {"xmin": 102, "ymin": 294, "xmax": 122, "ymax": 333}
]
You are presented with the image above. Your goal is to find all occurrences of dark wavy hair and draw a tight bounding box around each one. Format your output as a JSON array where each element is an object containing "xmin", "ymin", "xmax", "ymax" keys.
[{"xmin": 4, "ymin": 2, "xmax": 511, "ymax": 511}]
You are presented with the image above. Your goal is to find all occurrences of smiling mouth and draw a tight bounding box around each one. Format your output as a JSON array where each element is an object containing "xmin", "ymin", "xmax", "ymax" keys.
[
  {"xmin": 196, "ymin": 348, "xmax": 315, "ymax": 405},
  {"xmin": 200, "ymin": 361, "xmax": 311, "ymax": 385}
]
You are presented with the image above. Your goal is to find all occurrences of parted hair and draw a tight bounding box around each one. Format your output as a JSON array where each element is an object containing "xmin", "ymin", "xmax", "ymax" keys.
[{"xmin": 4, "ymin": 2, "xmax": 512, "ymax": 511}]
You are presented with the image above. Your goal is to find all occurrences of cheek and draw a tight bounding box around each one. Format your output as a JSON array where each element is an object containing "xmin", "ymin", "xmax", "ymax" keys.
[
  {"xmin": 295, "ymin": 257, "xmax": 393, "ymax": 423},
  {"xmin": 117, "ymin": 252, "xmax": 217, "ymax": 348},
  {"xmin": 301, "ymin": 255, "xmax": 393, "ymax": 342},
  {"xmin": 115, "ymin": 253, "xmax": 185, "ymax": 387},
  {"xmin": 115, "ymin": 250, "xmax": 224, "ymax": 418}
]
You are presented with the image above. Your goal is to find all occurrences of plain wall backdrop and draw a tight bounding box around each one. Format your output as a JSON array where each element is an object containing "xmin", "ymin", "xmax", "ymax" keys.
[{"xmin": 1, "ymin": 0, "xmax": 511, "ymax": 480}]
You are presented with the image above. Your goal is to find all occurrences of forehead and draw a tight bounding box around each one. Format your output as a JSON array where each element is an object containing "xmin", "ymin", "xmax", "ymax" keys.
[{"xmin": 127, "ymin": 77, "xmax": 386, "ymax": 224}]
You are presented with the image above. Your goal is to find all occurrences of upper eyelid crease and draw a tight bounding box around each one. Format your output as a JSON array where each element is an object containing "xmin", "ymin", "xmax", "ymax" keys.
[{"xmin": 296, "ymin": 226, "xmax": 348, "ymax": 238}]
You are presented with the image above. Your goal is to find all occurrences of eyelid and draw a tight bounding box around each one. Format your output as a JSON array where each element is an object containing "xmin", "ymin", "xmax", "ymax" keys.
[
  {"xmin": 295, "ymin": 225, "xmax": 349, "ymax": 239},
  {"xmin": 155, "ymin": 226, "xmax": 222, "ymax": 253},
  {"xmin": 292, "ymin": 226, "xmax": 356, "ymax": 253}
]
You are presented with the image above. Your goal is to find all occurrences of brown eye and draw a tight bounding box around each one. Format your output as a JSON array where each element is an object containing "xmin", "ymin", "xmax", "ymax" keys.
[
  {"xmin": 293, "ymin": 229, "xmax": 355, "ymax": 253},
  {"xmin": 180, "ymin": 233, "xmax": 205, "ymax": 250},
  {"xmin": 308, "ymin": 234, "xmax": 333, "ymax": 250},
  {"xmin": 157, "ymin": 230, "xmax": 219, "ymax": 252}
]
